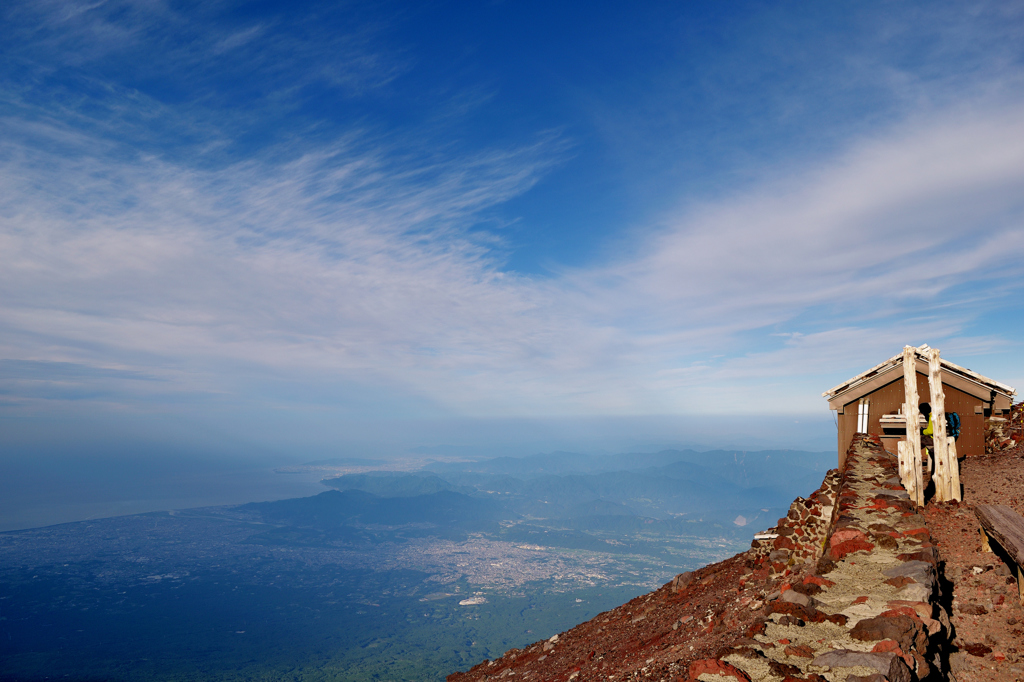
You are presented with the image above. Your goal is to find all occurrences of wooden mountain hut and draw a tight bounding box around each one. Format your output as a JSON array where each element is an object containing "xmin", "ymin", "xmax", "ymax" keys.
[{"xmin": 823, "ymin": 344, "xmax": 1015, "ymax": 469}]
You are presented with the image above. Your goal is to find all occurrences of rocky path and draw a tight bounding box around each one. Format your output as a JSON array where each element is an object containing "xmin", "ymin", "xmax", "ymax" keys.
[{"xmin": 711, "ymin": 434, "xmax": 948, "ymax": 681}]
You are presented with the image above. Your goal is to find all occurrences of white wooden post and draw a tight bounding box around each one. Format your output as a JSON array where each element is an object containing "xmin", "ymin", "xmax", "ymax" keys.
[
  {"xmin": 947, "ymin": 435, "xmax": 962, "ymax": 501},
  {"xmin": 927, "ymin": 348, "xmax": 951, "ymax": 502},
  {"xmin": 897, "ymin": 401, "xmax": 907, "ymax": 484},
  {"xmin": 903, "ymin": 346, "xmax": 924, "ymax": 506},
  {"xmin": 897, "ymin": 440, "xmax": 909, "ymax": 490}
]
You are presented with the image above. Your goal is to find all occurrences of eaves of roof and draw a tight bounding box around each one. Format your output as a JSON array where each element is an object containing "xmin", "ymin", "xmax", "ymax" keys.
[{"xmin": 822, "ymin": 344, "xmax": 1016, "ymax": 404}]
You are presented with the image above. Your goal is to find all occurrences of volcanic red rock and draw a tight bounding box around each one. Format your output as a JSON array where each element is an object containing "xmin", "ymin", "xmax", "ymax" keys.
[
  {"xmin": 687, "ymin": 658, "xmax": 751, "ymax": 681},
  {"xmin": 850, "ymin": 614, "xmax": 922, "ymax": 652}
]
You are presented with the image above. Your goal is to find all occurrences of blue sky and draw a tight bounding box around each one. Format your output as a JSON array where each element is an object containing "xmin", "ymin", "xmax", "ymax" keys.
[{"xmin": 3, "ymin": 0, "xmax": 1024, "ymax": 462}]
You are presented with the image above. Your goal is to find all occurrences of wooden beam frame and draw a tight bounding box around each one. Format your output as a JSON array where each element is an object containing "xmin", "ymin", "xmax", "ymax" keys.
[
  {"xmin": 902, "ymin": 346, "xmax": 924, "ymax": 507},
  {"xmin": 928, "ymin": 349, "xmax": 952, "ymax": 502}
]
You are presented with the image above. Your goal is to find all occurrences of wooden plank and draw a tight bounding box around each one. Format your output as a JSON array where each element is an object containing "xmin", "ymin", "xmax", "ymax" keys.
[
  {"xmin": 1019, "ymin": 566, "xmax": 1024, "ymax": 606},
  {"xmin": 948, "ymin": 435, "xmax": 962, "ymax": 502},
  {"xmin": 975, "ymin": 504, "xmax": 1024, "ymax": 566},
  {"xmin": 897, "ymin": 440, "xmax": 908, "ymax": 488},
  {"xmin": 976, "ymin": 504, "xmax": 1024, "ymax": 604}
]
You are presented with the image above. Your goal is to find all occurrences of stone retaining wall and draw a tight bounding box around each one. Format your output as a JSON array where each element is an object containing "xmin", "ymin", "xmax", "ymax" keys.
[
  {"xmin": 748, "ymin": 469, "xmax": 841, "ymax": 573},
  {"xmin": 985, "ymin": 402, "xmax": 1024, "ymax": 453}
]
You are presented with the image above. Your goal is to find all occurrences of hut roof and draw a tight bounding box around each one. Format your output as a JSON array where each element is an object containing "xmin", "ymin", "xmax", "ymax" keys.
[{"xmin": 823, "ymin": 344, "xmax": 1016, "ymax": 408}]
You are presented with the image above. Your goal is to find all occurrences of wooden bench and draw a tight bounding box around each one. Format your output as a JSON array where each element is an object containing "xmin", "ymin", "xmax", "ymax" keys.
[{"xmin": 975, "ymin": 504, "xmax": 1024, "ymax": 605}]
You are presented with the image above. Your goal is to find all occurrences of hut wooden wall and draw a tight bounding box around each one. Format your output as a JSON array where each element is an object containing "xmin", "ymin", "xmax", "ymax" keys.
[{"xmin": 837, "ymin": 371, "xmax": 985, "ymax": 467}]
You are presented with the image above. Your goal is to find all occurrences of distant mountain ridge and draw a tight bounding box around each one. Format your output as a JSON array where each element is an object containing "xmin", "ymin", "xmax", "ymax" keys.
[
  {"xmin": 422, "ymin": 448, "xmax": 831, "ymax": 477},
  {"xmin": 323, "ymin": 471, "xmax": 463, "ymax": 497},
  {"xmin": 300, "ymin": 456, "xmax": 386, "ymax": 467},
  {"xmin": 246, "ymin": 488, "xmax": 505, "ymax": 529},
  {"xmin": 322, "ymin": 448, "xmax": 833, "ymax": 523}
]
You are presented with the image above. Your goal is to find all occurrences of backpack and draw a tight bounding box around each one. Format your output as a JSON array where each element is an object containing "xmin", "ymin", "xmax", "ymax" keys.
[{"xmin": 946, "ymin": 412, "xmax": 961, "ymax": 439}]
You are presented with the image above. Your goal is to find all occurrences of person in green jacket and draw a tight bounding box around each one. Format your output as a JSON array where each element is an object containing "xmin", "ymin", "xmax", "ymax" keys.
[{"xmin": 920, "ymin": 402, "xmax": 934, "ymax": 471}]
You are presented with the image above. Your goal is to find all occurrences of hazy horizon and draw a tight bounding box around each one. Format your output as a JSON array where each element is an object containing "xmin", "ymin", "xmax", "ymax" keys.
[{"xmin": 0, "ymin": 411, "xmax": 837, "ymax": 531}]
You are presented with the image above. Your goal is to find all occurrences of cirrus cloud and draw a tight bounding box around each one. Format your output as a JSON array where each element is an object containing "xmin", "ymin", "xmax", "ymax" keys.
[{"xmin": 2, "ymin": 101, "xmax": 1024, "ymax": 419}]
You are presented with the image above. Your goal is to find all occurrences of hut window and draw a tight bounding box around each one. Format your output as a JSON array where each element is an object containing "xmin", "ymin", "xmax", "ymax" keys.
[{"xmin": 857, "ymin": 398, "xmax": 870, "ymax": 434}]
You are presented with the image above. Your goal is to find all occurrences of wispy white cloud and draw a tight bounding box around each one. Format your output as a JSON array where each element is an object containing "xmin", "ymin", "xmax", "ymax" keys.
[
  {"xmin": 580, "ymin": 106, "xmax": 1024, "ymax": 331},
  {"xmin": 3, "ymin": 0, "xmax": 1024, "ymax": 427},
  {"xmin": 0, "ymin": 113, "xmax": 575, "ymax": 411},
  {"xmin": 3, "ymin": 101, "xmax": 1024, "ymax": 418},
  {"xmin": 553, "ymin": 104, "xmax": 1024, "ymax": 409},
  {"xmin": 1, "ymin": 0, "xmax": 410, "ymax": 166}
]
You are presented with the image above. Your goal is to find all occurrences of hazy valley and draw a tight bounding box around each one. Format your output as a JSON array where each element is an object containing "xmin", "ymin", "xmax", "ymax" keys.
[{"xmin": 0, "ymin": 448, "xmax": 832, "ymax": 681}]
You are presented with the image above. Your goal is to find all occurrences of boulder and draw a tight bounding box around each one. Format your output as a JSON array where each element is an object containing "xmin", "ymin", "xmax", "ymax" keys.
[
  {"xmin": 780, "ymin": 589, "xmax": 811, "ymax": 607},
  {"xmin": 894, "ymin": 582, "xmax": 931, "ymax": 603},
  {"xmin": 849, "ymin": 614, "xmax": 922, "ymax": 652},
  {"xmin": 671, "ymin": 572, "xmax": 694, "ymax": 593},
  {"xmin": 830, "ymin": 535, "xmax": 875, "ymax": 559},
  {"xmin": 686, "ymin": 658, "xmax": 751, "ymax": 681},
  {"xmin": 812, "ymin": 649, "xmax": 894, "ymax": 674},
  {"xmin": 896, "ymin": 547, "xmax": 937, "ymax": 564}
]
